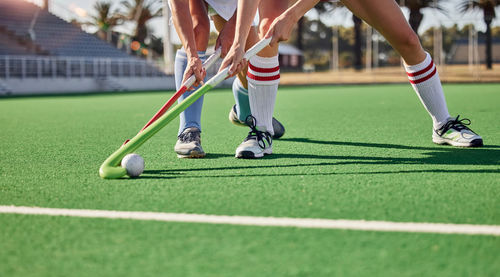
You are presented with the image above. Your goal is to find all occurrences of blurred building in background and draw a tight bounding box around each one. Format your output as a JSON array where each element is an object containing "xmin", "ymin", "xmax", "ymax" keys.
[
  {"xmin": 448, "ymin": 38, "xmax": 500, "ymax": 64},
  {"xmin": 278, "ymin": 44, "xmax": 304, "ymax": 72},
  {"xmin": 0, "ymin": 0, "xmax": 172, "ymax": 96}
]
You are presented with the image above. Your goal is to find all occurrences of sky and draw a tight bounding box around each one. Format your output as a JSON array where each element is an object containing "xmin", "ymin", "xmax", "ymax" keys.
[{"xmin": 27, "ymin": 0, "xmax": 500, "ymax": 44}]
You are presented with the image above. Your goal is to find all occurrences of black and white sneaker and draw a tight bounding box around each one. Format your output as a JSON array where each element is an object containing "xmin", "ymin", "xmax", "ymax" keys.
[
  {"xmin": 174, "ymin": 127, "xmax": 206, "ymax": 158},
  {"xmin": 432, "ymin": 116, "xmax": 483, "ymax": 147},
  {"xmin": 235, "ymin": 116, "xmax": 273, "ymax": 159},
  {"xmin": 228, "ymin": 104, "xmax": 286, "ymax": 139}
]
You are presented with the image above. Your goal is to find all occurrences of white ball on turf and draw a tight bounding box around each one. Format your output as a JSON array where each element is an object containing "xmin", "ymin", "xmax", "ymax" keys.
[{"xmin": 121, "ymin": 153, "xmax": 144, "ymax": 177}]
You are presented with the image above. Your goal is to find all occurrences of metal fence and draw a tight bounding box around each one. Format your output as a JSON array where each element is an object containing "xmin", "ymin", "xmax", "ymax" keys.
[{"xmin": 0, "ymin": 55, "xmax": 167, "ymax": 79}]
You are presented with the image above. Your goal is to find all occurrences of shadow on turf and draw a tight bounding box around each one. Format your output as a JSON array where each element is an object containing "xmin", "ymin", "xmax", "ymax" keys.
[
  {"xmin": 280, "ymin": 138, "xmax": 500, "ymax": 151},
  {"xmin": 141, "ymin": 138, "xmax": 499, "ymax": 179},
  {"xmin": 143, "ymin": 167, "xmax": 500, "ymax": 179}
]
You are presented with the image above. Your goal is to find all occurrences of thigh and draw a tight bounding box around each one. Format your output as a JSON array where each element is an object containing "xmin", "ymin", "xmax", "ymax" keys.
[
  {"xmin": 340, "ymin": 0, "xmax": 422, "ymax": 53},
  {"xmin": 211, "ymin": 13, "xmax": 227, "ymax": 33}
]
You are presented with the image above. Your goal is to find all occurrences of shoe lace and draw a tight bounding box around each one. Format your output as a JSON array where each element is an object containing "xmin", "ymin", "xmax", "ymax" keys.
[
  {"xmin": 436, "ymin": 115, "xmax": 473, "ymax": 136},
  {"xmin": 178, "ymin": 129, "xmax": 201, "ymax": 143},
  {"xmin": 245, "ymin": 115, "xmax": 272, "ymax": 149}
]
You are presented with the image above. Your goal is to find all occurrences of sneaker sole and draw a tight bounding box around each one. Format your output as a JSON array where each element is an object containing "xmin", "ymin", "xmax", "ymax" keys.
[
  {"xmin": 432, "ymin": 137, "xmax": 484, "ymax": 147},
  {"xmin": 235, "ymin": 148, "xmax": 272, "ymax": 159}
]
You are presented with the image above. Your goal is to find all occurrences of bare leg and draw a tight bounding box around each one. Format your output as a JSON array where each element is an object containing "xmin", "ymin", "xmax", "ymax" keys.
[
  {"xmin": 341, "ymin": 0, "xmax": 425, "ymax": 65},
  {"xmin": 175, "ymin": 0, "xmax": 210, "ymax": 148},
  {"xmin": 246, "ymin": 0, "xmax": 288, "ymax": 132},
  {"xmin": 341, "ymin": 0, "xmax": 457, "ymax": 135},
  {"xmin": 257, "ymin": 0, "xmax": 289, "ymax": 57},
  {"xmin": 234, "ymin": 0, "xmax": 289, "ymax": 158}
]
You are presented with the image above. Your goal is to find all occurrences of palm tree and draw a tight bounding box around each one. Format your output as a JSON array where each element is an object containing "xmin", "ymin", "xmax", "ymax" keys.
[
  {"xmin": 120, "ymin": 0, "xmax": 162, "ymax": 44},
  {"xmin": 352, "ymin": 14, "xmax": 363, "ymax": 70},
  {"xmin": 88, "ymin": 1, "xmax": 122, "ymax": 42},
  {"xmin": 296, "ymin": 16, "xmax": 305, "ymax": 50},
  {"xmin": 395, "ymin": 0, "xmax": 447, "ymax": 34},
  {"xmin": 459, "ymin": 0, "xmax": 500, "ymax": 69}
]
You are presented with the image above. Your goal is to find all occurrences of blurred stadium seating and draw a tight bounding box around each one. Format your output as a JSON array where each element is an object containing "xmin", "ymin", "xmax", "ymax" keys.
[{"xmin": 0, "ymin": 0, "xmax": 174, "ymax": 96}]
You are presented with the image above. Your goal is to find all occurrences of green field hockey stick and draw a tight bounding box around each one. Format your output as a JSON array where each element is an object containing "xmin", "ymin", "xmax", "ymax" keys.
[
  {"xmin": 122, "ymin": 48, "xmax": 222, "ymax": 145},
  {"xmin": 99, "ymin": 37, "xmax": 272, "ymax": 179}
]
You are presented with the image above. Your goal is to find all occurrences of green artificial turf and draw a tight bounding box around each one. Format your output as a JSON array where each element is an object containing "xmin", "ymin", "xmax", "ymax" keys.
[{"xmin": 1, "ymin": 84, "xmax": 499, "ymax": 276}]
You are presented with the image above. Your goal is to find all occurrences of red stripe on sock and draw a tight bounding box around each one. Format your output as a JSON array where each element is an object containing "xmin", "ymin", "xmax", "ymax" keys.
[
  {"xmin": 406, "ymin": 60, "xmax": 434, "ymax": 77},
  {"xmin": 409, "ymin": 67, "xmax": 437, "ymax": 84},
  {"xmin": 247, "ymin": 72, "xmax": 280, "ymax": 82},
  {"xmin": 249, "ymin": 63, "xmax": 280, "ymax": 73}
]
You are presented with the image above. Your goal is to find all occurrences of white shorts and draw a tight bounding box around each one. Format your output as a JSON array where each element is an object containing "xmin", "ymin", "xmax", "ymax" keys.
[
  {"xmin": 205, "ymin": 0, "xmax": 259, "ymax": 25},
  {"xmin": 168, "ymin": 0, "xmax": 258, "ymax": 26}
]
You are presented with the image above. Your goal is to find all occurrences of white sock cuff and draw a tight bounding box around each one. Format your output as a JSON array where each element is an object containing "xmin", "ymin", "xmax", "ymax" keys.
[
  {"xmin": 247, "ymin": 55, "xmax": 280, "ymax": 86},
  {"xmin": 404, "ymin": 52, "xmax": 436, "ymax": 84},
  {"xmin": 404, "ymin": 52, "xmax": 432, "ymax": 72},
  {"xmin": 176, "ymin": 49, "xmax": 207, "ymax": 59},
  {"xmin": 249, "ymin": 55, "xmax": 279, "ymax": 68}
]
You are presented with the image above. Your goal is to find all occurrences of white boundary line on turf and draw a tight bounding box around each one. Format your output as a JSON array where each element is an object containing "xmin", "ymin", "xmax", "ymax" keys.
[{"xmin": 1, "ymin": 205, "xmax": 499, "ymax": 236}]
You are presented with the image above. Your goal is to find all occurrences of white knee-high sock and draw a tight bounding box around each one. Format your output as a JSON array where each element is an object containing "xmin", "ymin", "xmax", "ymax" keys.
[
  {"xmin": 246, "ymin": 55, "xmax": 280, "ymax": 135},
  {"xmin": 404, "ymin": 52, "xmax": 450, "ymax": 128}
]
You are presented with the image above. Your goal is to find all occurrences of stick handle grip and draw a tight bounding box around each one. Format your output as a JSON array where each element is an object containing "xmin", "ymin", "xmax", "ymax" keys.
[
  {"xmin": 244, "ymin": 37, "xmax": 272, "ymax": 60},
  {"xmin": 204, "ymin": 47, "xmax": 222, "ymax": 69},
  {"xmin": 182, "ymin": 48, "xmax": 222, "ymax": 89}
]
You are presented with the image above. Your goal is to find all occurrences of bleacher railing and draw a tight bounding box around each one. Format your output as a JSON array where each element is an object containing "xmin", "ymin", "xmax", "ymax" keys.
[{"xmin": 0, "ymin": 55, "xmax": 168, "ymax": 79}]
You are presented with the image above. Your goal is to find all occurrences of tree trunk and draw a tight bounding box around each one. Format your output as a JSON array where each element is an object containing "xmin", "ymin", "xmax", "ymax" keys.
[
  {"xmin": 483, "ymin": 5, "xmax": 494, "ymax": 70},
  {"xmin": 485, "ymin": 20, "xmax": 492, "ymax": 69},
  {"xmin": 97, "ymin": 30, "xmax": 107, "ymax": 41},
  {"xmin": 296, "ymin": 17, "xmax": 304, "ymax": 50},
  {"xmin": 353, "ymin": 14, "xmax": 362, "ymax": 70},
  {"xmin": 408, "ymin": 9, "xmax": 423, "ymax": 34},
  {"xmin": 134, "ymin": 24, "xmax": 148, "ymax": 44},
  {"xmin": 43, "ymin": 0, "xmax": 49, "ymax": 11}
]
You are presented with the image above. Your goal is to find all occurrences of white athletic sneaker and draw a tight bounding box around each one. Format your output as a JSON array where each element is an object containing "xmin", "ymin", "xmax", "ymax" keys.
[
  {"xmin": 174, "ymin": 127, "xmax": 206, "ymax": 158},
  {"xmin": 432, "ymin": 116, "xmax": 483, "ymax": 147},
  {"xmin": 228, "ymin": 104, "xmax": 286, "ymax": 139},
  {"xmin": 235, "ymin": 116, "xmax": 273, "ymax": 159}
]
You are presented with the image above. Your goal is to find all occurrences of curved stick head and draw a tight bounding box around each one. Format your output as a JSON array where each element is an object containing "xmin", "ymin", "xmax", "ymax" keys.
[{"xmin": 99, "ymin": 163, "xmax": 127, "ymax": 179}]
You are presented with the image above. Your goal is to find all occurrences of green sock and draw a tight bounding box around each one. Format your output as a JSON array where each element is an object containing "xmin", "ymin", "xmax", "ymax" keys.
[{"xmin": 232, "ymin": 78, "xmax": 251, "ymax": 122}]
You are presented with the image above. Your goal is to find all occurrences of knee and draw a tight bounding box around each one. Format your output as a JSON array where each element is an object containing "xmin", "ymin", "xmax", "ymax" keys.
[
  {"xmin": 258, "ymin": 18, "xmax": 279, "ymax": 55},
  {"xmin": 259, "ymin": 18, "xmax": 274, "ymax": 36},
  {"xmin": 398, "ymin": 30, "xmax": 422, "ymax": 54}
]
